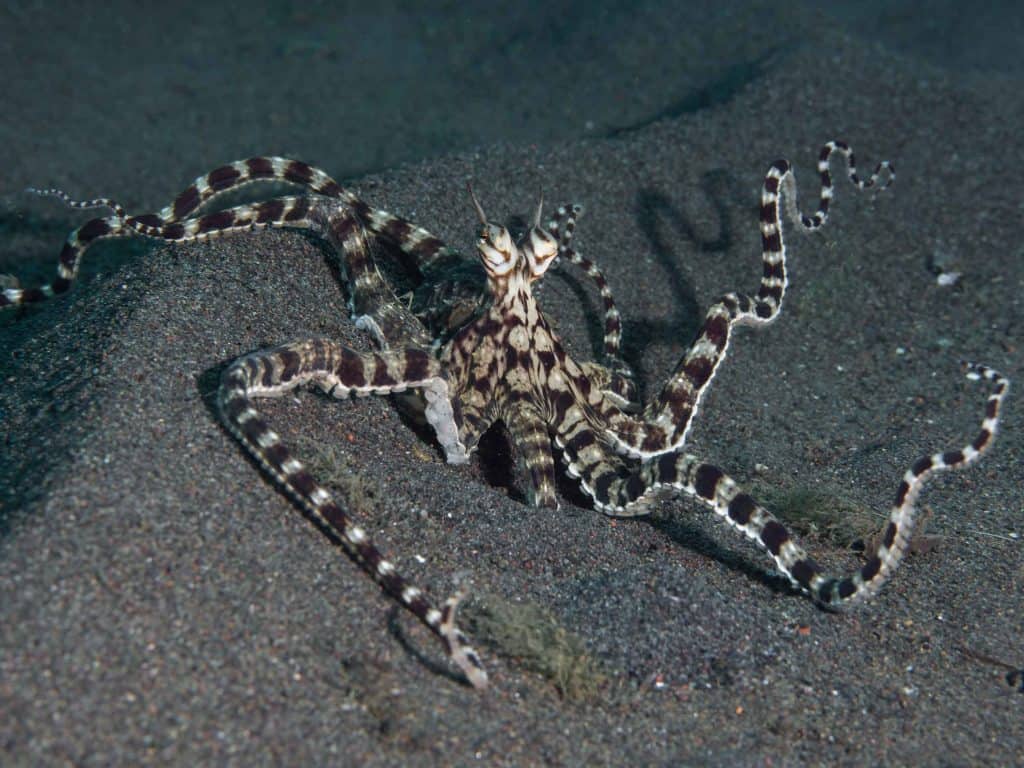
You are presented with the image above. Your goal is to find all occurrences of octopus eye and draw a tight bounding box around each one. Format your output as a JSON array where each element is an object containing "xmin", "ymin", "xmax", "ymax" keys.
[
  {"xmin": 524, "ymin": 227, "xmax": 558, "ymax": 277},
  {"xmin": 489, "ymin": 224, "xmax": 514, "ymax": 255},
  {"xmin": 477, "ymin": 224, "xmax": 517, "ymax": 276},
  {"xmin": 530, "ymin": 227, "xmax": 557, "ymax": 259}
]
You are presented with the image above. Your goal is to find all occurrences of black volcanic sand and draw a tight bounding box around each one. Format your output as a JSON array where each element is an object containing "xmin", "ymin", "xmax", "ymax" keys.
[{"xmin": 2, "ymin": 7, "xmax": 1022, "ymax": 768}]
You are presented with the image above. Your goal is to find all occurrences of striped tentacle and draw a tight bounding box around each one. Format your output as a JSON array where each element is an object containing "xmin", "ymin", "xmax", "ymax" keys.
[
  {"xmin": 114, "ymin": 155, "xmax": 452, "ymax": 280},
  {"xmin": 503, "ymin": 400, "xmax": 559, "ymax": 508},
  {"xmin": 1, "ymin": 184, "xmax": 132, "ymax": 307},
  {"xmin": 548, "ymin": 204, "xmax": 622, "ymax": 358},
  {"xmin": 218, "ymin": 337, "xmax": 484, "ymax": 687},
  {"xmin": 604, "ymin": 142, "xmax": 893, "ymax": 459},
  {"xmin": 566, "ymin": 362, "xmax": 1008, "ymax": 606},
  {"xmin": 355, "ymin": 204, "xmax": 461, "ymax": 277},
  {"xmin": 27, "ymin": 187, "xmax": 127, "ymax": 219},
  {"xmin": 125, "ymin": 195, "xmax": 319, "ymax": 242},
  {"xmin": 142, "ymin": 157, "xmax": 347, "ymax": 225},
  {"xmin": 547, "ymin": 202, "xmax": 636, "ymax": 405},
  {"xmin": 321, "ymin": 203, "xmax": 437, "ymax": 347},
  {"xmin": 126, "ymin": 155, "xmax": 461, "ymax": 282},
  {"xmin": 1, "ymin": 210, "xmax": 129, "ymax": 308},
  {"xmin": 791, "ymin": 139, "xmax": 894, "ymax": 231}
]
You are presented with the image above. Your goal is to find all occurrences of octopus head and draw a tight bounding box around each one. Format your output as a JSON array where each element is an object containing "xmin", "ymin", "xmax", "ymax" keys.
[{"xmin": 469, "ymin": 186, "xmax": 557, "ymax": 285}]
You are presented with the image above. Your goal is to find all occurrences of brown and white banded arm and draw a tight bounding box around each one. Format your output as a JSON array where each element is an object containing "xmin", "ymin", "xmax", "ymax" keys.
[
  {"xmin": 603, "ymin": 142, "xmax": 894, "ymax": 459},
  {"xmin": 218, "ymin": 336, "xmax": 484, "ymax": 688},
  {"xmin": 560, "ymin": 362, "xmax": 1007, "ymax": 606},
  {"xmin": 547, "ymin": 202, "xmax": 637, "ymax": 405}
]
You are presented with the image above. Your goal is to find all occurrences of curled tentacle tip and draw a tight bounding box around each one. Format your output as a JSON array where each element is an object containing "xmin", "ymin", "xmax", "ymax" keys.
[
  {"xmin": 440, "ymin": 589, "xmax": 489, "ymax": 690},
  {"xmin": 458, "ymin": 650, "xmax": 490, "ymax": 690}
]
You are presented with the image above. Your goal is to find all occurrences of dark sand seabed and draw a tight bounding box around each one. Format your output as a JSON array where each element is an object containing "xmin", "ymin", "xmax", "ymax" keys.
[{"xmin": 1, "ymin": 2, "xmax": 1022, "ymax": 765}]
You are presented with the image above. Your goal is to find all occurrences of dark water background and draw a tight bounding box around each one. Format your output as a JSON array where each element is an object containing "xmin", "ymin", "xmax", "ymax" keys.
[{"xmin": 3, "ymin": 2, "xmax": 1021, "ymax": 187}]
